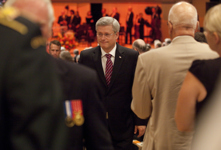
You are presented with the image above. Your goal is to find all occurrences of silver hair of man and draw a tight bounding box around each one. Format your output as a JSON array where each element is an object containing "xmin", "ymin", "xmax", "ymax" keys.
[
  {"xmin": 168, "ymin": 1, "xmax": 198, "ymax": 29},
  {"xmin": 5, "ymin": 0, "xmax": 54, "ymax": 29},
  {"xmin": 204, "ymin": 4, "xmax": 221, "ymax": 38},
  {"xmin": 96, "ymin": 16, "xmax": 120, "ymax": 33}
]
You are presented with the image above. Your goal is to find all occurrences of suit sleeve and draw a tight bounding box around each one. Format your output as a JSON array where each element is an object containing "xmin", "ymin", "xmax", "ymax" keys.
[
  {"xmin": 6, "ymin": 45, "xmax": 66, "ymax": 150},
  {"xmin": 84, "ymin": 72, "xmax": 114, "ymax": 150},
  {"xmin": 131, "ymin": 55, "xmax": 152, "ymax": 119}
]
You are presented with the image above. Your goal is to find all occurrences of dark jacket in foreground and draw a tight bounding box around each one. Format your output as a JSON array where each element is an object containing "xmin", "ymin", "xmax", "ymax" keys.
[
  {"xmin": 53, "ymin": 58, "xmax": 114, "ymax": 150},
  {"xmin": 0, "ymin": 15, "xmax": 66, "ymax": 149}
]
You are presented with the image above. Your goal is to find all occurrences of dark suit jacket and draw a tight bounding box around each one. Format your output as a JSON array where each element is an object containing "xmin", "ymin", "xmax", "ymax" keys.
[
  {"xmin": 53, "ymin": 58, "xmax": 114, "ymax": 150},
  {"xmin": 79, "ymin": 43, "xmax": 146, "ymax": 147},
  {"xmin": 112, "ymin": 12, "xmax": 120, "ymax": 22},
  {"xmin": 0, "ymin": 16, "xmax": 66, "ymax": 149},
  {"xmin": 126, "ymin": 12, "xmax": 134, "ymax": 28},
  {"xmin": 57, "ymin": 15, "xmax": 68, "ymax": 26}
]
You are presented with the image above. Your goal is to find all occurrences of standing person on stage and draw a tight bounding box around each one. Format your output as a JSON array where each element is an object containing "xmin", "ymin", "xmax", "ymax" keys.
[
  {"xmin": 111, "ymin": 7, "xmax": 120, "ymax": 22},
  {"xmin": 131, "ymin": 2, "xmax": 218, "ymax": 150},
  {"xmin": 0, "ymin": 0, "xmax": 67, "ymax": 149},
  {"xmin": 125, "ymin": 6, "xmax": 134, "ymax": 45},
  {"xmin": 79, "ymin": 16, "xmax": 147, "ymax": 150},
  {"xmin": 138, "ymin": 13, "xmax": 145, "ymax": 40},
  {"xmin": 102, "ymin": 8, "xmax": 109, "ymax": 17},
  {"xmin": 58, "ymin": 10, "xmax": 68, "ymax": 35}
]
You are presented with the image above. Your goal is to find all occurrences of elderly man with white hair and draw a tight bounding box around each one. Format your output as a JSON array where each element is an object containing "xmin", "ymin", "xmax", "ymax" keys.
[{"xmin": 131, "ymin": 1, "xmax": 218, "ymax": 150}]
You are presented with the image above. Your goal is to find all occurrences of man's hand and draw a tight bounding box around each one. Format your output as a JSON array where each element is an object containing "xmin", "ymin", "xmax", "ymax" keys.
[{"xmin": 134, "ymin": 125, "xmax": 146, "ymax": 137}]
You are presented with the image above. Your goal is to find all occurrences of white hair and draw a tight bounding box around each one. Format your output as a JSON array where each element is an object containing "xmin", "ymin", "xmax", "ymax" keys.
[
  {"xmin": 5, "ymin": 0, "xmax": 54, "ymax": 28},
  {"xmin": 168, "ymin": 1, "xmax": 198, "ymax": 29},
  {"xmin": 204, "ymin": 4, "xmax": 221, "ymax": 38},
  {"xmin": 96, "ymin": 16, "xmax": 120, "ymax": 33}
]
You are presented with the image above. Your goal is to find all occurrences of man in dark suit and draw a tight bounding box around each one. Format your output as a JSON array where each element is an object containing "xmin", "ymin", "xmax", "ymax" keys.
[
  {"xmin": 111, "ymin": 7, "xmax": 120, "ymax": 22},
  {"xmin": 125, "ymin": 6, "xmax": 134, "ymax": 44},
  {"xmin": 79, "ymin": 16, "xmax": 147, "ymax": 150},
  {"xmin": 67, "ymin": 9, "xmax": 79, "ymax": 32},
  {"xmin": 0, "ymin": 0, "xmax": 67, "ymax": 149},
  {"xmin": 52, "ymin": 57, "xmax": 114, "ymax": 150}
]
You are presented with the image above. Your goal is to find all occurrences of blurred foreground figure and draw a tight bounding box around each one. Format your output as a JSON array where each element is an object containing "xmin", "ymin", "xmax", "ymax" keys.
[
  {"xmin": 0, "ymin": 0, "xmax": 67, "ymax": 149},
  {"xmin": 131, "ymin": 1, "xmax": 218, "ymax": 150},
  {"xmin": 175, "ymin": 4, "xmax": 221, "ymax": 149}
]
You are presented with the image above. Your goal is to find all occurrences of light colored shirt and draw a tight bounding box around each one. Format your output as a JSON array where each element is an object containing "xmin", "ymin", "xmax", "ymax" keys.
[{"xmin": 101, "ymin": 44, "xmax": 116, "ymax": 74}]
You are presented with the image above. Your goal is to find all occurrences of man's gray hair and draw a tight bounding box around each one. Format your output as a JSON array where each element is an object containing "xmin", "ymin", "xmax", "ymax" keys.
[
  {"xmin": 96, "ymin": 16, "xmax": 120, "ymax": 33},
  {"xmin": 5, "ymin": 0, "xmax": 54, "ymax": 28},
  {"xmin": 168, "ymin": 1, "xmax": 198, "ymax": 29},
  {"xmin": 132, "ymin": 39, "xmax": 148, "ymax": 53}
]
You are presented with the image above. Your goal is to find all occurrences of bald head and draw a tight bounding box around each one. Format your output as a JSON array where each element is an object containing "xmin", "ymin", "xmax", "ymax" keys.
[
  {"xmin": 5, "ymin": 0, "xmax": 54, "ymax": 39},
  {"xmin": 168, "ymin": 2, "xmax": 197, "ymax": 29},
  {"xmin": 132, "ymin": 39, "xmax": 148, "ymax": 54}
]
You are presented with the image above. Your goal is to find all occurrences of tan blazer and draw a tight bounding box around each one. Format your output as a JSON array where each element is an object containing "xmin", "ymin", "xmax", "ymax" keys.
[{"xmin": 131, "ymin": 36, "xmax": 219, "ymax": 150}]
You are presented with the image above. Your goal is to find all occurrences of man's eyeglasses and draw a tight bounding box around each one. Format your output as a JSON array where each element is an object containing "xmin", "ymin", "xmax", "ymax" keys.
[{"xmin": 97, "ymin": 33, "xmax": 114, "ymax": 38}]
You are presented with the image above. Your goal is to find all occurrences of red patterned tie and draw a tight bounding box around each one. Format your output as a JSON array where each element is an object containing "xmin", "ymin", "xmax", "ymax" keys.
[{"xmin": 105, "ymin": 54, "xmax": 113, "ymax": 86}]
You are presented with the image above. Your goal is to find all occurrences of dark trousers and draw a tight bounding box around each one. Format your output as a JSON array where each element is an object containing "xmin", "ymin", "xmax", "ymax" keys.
[{"xmin": 125, "ymin": 27, "xmax": 132, "ymax": 44}]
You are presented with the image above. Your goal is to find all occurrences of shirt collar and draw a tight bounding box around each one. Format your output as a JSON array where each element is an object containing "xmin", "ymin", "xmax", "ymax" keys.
[{"xmin": 101, "ymin": 44, "xmax": 116, "ymax": 58}]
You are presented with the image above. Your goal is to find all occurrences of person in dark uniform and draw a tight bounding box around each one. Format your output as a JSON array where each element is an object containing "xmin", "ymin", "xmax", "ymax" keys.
[
  {"xmin": 79, "ymin": 16, "xmax": 147, "ymax": 150},
  {"xmin": 49, "ymin": 39, "xmax": 113, "ymax": 149},
  {"xmin": 0, "ymin": 0, "xmax": 67, "ymax": 149},
  {"xmin": 125, "ymin": 6, "xmax": 134, "ymax": 44},
  {"xmin": 52, "ymin": 57, "xmax": 114, "ymax": 150}
]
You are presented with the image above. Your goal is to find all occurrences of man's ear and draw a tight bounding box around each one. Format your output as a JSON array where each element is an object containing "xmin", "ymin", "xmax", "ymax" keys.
[
  {"xmin": 195, "ymin": 21, "xmax": 200, "ymax": 32},
  {"xmin": 213, "ymin": 32, "xmax": 220, "ymax": 44},
  {"xmin": 168, "ymin": 21, "xmax": 173, "ymax": 35},
  {"xmin": 115, "ymin": 32, "xmax": 119, "ymax": 40}
]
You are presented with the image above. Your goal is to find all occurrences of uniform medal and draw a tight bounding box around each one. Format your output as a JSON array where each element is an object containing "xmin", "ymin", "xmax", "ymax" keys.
[{"xmin": 64, "ymin": 100, "xmax": 84, "ymax": 127}]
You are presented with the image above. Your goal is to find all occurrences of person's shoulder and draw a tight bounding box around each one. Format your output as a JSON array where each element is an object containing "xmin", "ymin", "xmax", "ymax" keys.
[
  {"xmin": 80, "ymin": 46, "xmax": 98, "ymax": 55},
  {"xmin": 54, "ymin": 58, "xmax": 97, "ymax": 79},
  {"xmin": 117, "ymin": 44, "xmax": 138, "ymax": 55}
]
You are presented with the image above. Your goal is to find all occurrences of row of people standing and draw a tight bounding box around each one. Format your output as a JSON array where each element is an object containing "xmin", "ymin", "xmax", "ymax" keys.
[{"xmin": 57, "ymin": 9, "xmax": 81, "ymax": 32}]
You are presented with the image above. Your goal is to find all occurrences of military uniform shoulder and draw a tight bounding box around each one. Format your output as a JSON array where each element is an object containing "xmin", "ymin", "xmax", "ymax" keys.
[{"xmin": 0, "ymin": 7, "xmax": 28, "ymax": 35}]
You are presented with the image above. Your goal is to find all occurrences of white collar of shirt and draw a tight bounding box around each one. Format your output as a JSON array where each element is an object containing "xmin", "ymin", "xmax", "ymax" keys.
[
  {"xmin": 101, "ymin": 44, "xmax": 116, "ymax": 58},
  {"xmin": 101, "ymin": 44, "xmax": 116, "ymax": 74}
]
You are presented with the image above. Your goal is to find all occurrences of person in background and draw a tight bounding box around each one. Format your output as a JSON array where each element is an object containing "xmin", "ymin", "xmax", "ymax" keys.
[
  {"xmin": 132, "ymin": 39, "xmax": 148, "ymax": 54},
  {"xmin": 73, "ymin": 49, "xmax": 80, "ymax": 63},
  {"xmin": 131, "ymin": 2, "xmax": 218, "ymax": 150},
  {"xmin": 102, "ymin": 8, "xmax": 109, "ymax": 17},
  {"xmin": 59, "ymin": 50, "xmax": 73, "ymax": 62},
  {"xmin": 110, "ymin": 7, "xmax": 120, "ymax": 22},
  {"xmin": 0, "ymin": 0, "xmax": 67, "ymax": 149},
  {"xmin": 125, "ymin": 6, "xmax": 134, "ymax": 44},
  {"xmin": 154, "ymin": 39, "xmax": 162, "ymax": 48},
  {"xmin": 49, "ymin": 40, "xmax": 61, "ymax": 58},
  {"xmin": 138, "ymin": 13, "xmax": 145, "ymax": 40},
  {"xmin": 194, "ymin": 32, "xmax": 207, "ymax": 43},
  {"xmin": 58, "ymin": 10, "xmax": 68, "ymax": 35},
  {"xmin": 75, "ymin": 11, "xmax": 81, "ymax": 30},
  {"xmin": 79, "ymin": 16, "xmax": 147, "ymax": 150},
  {"xmin": 67, "ymin": 10, "xmax": 76, "ymax": 31}
]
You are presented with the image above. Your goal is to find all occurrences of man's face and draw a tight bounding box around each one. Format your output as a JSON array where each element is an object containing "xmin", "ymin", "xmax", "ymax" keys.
[
  {"xmin": 96, "ymin": 25, "xmax": 119, "ymax": 53},
  {"xmin": 49, "ymin": 43, "xmax": 61, "ymax": 58}
]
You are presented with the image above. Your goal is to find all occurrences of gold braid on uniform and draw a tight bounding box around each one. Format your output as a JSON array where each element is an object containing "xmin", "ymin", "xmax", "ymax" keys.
[{"xmin": 0, "ymin": 7, "xmax": 28, "ymax": 35}]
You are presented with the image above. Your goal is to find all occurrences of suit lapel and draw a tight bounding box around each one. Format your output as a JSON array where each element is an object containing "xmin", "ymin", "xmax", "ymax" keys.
[
  {"xmin": 93, "ymin": 47, "xmax": 107, "ymax": 87},
  {"xmin": 108, "ymin": 43, "xmax": 125, "ymax": 90}
]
